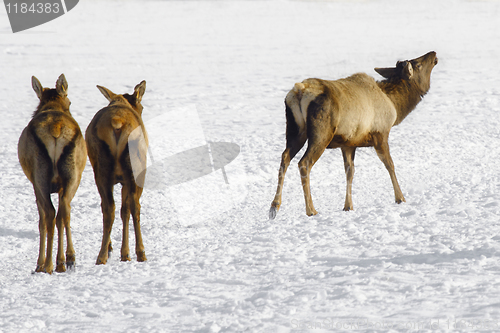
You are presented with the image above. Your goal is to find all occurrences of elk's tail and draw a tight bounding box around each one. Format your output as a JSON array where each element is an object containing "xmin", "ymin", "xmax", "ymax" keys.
[
  {"xmin": 111, "ymin": 115, "xmax": 125, "ymax": 144},
  {"xmin": 293, "ymin": 82, "xmax": 305, "ymax": 100},
  {"xmin": 49, "ymin": 123, "xmax": 62, "ymax": 139},
  {"xmin": 111, "ymin": 116, "xmax": 124, "ymax": 130},
  {"xmin": 285, "ymin": 82, "xmax": 308, "ymax": 135}
]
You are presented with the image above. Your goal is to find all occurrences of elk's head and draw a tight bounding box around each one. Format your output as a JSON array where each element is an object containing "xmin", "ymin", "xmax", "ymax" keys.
[
  {"xmin": 32, "ymin": 74, "xmax": 71, "ymax": 115},
  {"xmin": 375, "ymin": 51, "xmax": 438, "ymax": 95},
  {"xmin": 97, "ymin": 81, "xmax": 146, "ymax": 116}
]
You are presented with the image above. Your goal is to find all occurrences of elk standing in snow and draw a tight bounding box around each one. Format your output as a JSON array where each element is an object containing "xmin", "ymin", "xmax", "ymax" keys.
[
  {"xmin": 18, "ymin": 74, "xmax": 87, "ymax": 273},
  {"xmin": 270, "ymin": 51, "xmax": 438, "ymax": 219},
  {"xmin": 86, "ymin": 81, "xmax": 148, "ymax": 265}
]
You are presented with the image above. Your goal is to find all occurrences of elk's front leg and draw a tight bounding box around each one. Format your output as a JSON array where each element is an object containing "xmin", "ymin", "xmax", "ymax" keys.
[
  {"xmin": 36, "ymin": 223, "xmax": 46, "ymax": 272},
  {"xmin": 64, "ymin": 219, "xmax": 76, "ymax": 270},
  {"xmin": 55, "ymin": 212, "xmax": 66, "ymax": 273},
  {"xmin": 374, "ymin": 135, "xmax": 405, "ymax": 204},
  {"xmin": 56, "ymin": 195, "xmax": 76, "ymax": 272},
  {"xmin": 44, "ymin": 214, "xmax": 56, "ymax": 274},
  {"xmin": 341, "ymin": 147, "xmax": 356, "ymax": 211},
  {"xmin": 62, "ymin": 179, "xmax": 80, "ymax": 270},
  {"xmin": 120, "ymin": 185, "xmax": 131, "ymax": 262},
  {"xmin": 131, "ymin": 186, "xmax": 146, "ymax": 262}
]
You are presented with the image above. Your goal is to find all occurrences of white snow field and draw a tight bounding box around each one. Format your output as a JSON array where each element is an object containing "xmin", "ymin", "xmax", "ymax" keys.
[{"xmin": 1, "ymin": 0, "xmax": 500, "ymax": 332}]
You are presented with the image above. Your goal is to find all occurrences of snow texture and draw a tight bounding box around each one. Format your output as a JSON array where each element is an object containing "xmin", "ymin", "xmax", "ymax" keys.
[{"xmin": 1, "ymin": 0, "xmax": 500, "ymax": 332}]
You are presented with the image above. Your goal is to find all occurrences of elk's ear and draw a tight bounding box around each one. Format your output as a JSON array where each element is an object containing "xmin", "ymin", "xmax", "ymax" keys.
[
  {"xmin": 401, "ymin": 61, "xmax": 413, "ymax": 80},
  {"xmin": 374, "ymin": 67, "xmax": 397, "ymax": 79},
  {"xmin": 56, "ymin": 74, "xmax": 68, "ymax": 97},
  {"xmin": 133, "ymin": 80, "xmax": 146, "ymax": 103},
  {"xmin": 32, "ymin": 76, "xmax": 44, "ymax": 99},
  {"xmin": 97, "ymin": 85, "xmax": 117, "ymax": 102}
]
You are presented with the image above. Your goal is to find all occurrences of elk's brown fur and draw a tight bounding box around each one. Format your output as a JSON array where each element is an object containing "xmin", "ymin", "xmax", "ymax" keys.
[
  {"xmin": 18, "ymin": 74, "xmax": 87, "ymax": 273},
  {"xmin": 85, "ymin": 81, "xmax": 148, "ymax": 265},
  {"xmin": 270, "ymin": 52, "xmax": 438, "ymax": 218}
]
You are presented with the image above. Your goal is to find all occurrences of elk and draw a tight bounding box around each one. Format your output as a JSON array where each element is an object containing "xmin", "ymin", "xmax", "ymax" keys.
[
  {"xmin": 18, "ymin": 74, "xmax": 87, "ymax": 273},
  {"xmin": 86, "ymin": 81, "xmax": 148, "ymax": 265},
  {"xmin": 270, "ymin": 51, "xmax": 438, "ymax": 219}
]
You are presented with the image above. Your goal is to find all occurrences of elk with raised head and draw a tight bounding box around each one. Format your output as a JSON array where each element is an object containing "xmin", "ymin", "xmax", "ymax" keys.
[
  {"xmin": 86, "ymin": 81, "xmax": 148, "ymax": 265},
  {"xmin": 18, "ymin": 74, "xmax": 87, "ymax": 273},
  {"xmin": 270, "ymin": 51, "xmax": 438, "ymax": 219}
]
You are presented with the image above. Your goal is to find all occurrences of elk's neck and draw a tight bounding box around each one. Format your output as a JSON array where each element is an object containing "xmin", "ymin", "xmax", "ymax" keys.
[
  {"xmin": 34, "ymin": 102, "xmax": 70, "ymax": 117},
  {"xmin": 377, "ymin": 79, "xmax": 425, "ymax": 126}
]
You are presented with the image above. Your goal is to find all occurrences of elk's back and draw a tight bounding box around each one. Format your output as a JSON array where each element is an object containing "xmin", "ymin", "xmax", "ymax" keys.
[
  {"xmin": 286, "ymin": 74, "xmax": 398, "ymax": 146},
  {"xmin": 18, "ymin": 111, "xmax": 86, "ymax": 186},
  {"xmin": 85, "ymin": 105, "xmax": 148, "ymax": 180}
]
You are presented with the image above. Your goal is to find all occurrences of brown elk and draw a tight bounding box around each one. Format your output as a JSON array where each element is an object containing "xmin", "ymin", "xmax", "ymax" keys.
[
  {"xmin": 270, "ymin": 51, "xmax": 438, "ymax": 219},
  {"xmin": 86, "ymin": 81, "xmax": 148, "ymax": 265},
  {"xmin": 18, "ymin": 74, "xmax": 87, "ymax": 273}
]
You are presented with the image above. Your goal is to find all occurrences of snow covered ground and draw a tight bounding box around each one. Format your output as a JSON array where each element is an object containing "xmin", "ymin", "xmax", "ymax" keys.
[{"xmin": 1, "ymin": 0, "xmax": 500, "ymax": 332}]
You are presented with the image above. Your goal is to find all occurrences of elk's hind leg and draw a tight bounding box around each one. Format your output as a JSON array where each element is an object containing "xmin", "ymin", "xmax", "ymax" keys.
[
  {"xmin": 120, "ymin": 182, "xmax": 146, "ymax": 261},
  {"xmin": 270, "ymin": 104, "xmax": 307, "ymax": 219},
  {"xmin": 298, "ymin": 103, "xmax": 335, "ymax": 216},
  {"xmin": 120, "ymin": 148, "xmax": 146, "ymax": 262},
  {"xmin": 92, "ymin": 143, "xmax": 116, "ymax": 265},
  {"xmin": 270, "ymin": 134, "xmax": 307, "ymax": 219},
  {"xmin": 298, "ymin": 139, "xmax": 330, "ymax": 217},
  {"xmin": 34, "ymin": 186, "xmax": 55, "ymax": 273},
  {"xmin": 96, "ymin": 182, "xmax": 115, "ymax": 265},
  {"xmin": 57, "ymin": 148, "xmax": 85, "ymax": 271}
]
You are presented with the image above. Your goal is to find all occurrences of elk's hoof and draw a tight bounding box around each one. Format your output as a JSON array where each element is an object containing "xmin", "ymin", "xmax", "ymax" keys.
[
  {"xmin": 269, "ymin": 206, "xmax": 278, "ymax": 220},
  {"xmin": 137, "ymin": 251, "xmax": 147, "ymax": 262},
  {"xmin": 66, "ymin": 255, "xmax": 75, "ymax": 270},
  {"xmin": 96, "ymin": 257, "xmax": 107, "ymax": 265},
  {"xmin": 343, "ymin": 206, "xmax": 353, "ymax": 212},
  {"xmin": 306, "ymin": 209, "xmax": 318, "ymax": 216},
  {"xmin": 55, "ymin": 263, "xmax": 66, "ymax": 273},
  {"xmin": 66, "ymin": 261, "xmax": 75, "ymax": 271},
  {"xmin": 121, "ymin": 254, "xmax": 131, "ymax": 262},
  {"xmin": 31, "ymin": 265, "xmax": 45, "ymax": 274},
  {"xmin": 396, "ymin": 197, "xmax": 406, "ymax": 204}
]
